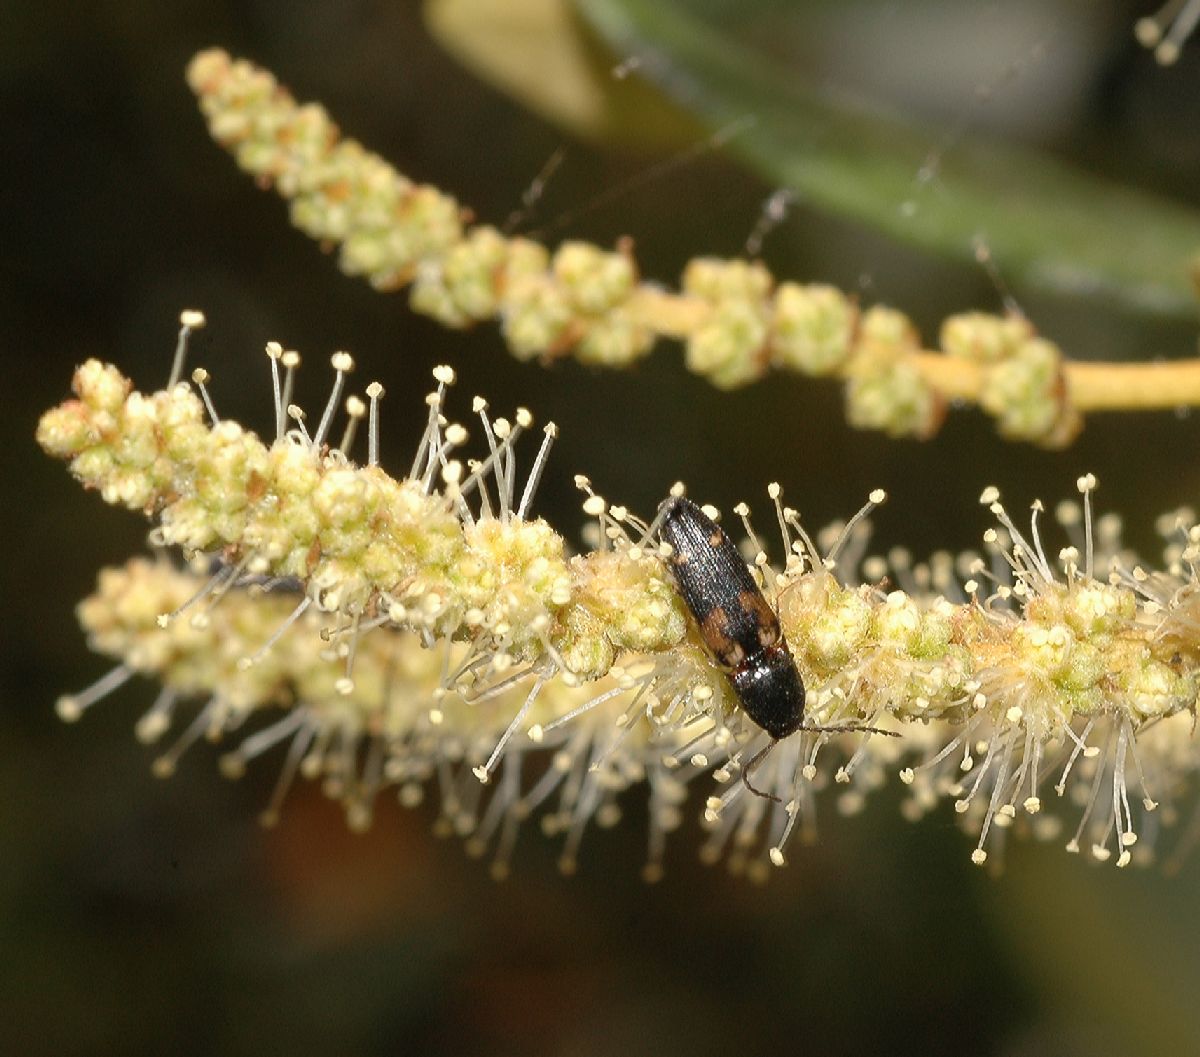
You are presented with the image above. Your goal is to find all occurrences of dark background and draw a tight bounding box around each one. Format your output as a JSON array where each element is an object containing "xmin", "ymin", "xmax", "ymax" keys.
[{"xmin": 4, "ymin": 2, "xmax": 1200, "ymax": 1055}]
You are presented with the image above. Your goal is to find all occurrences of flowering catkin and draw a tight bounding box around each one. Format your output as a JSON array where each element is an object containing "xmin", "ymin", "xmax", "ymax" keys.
[
  {"xmin": 185, "ymin": 48, "xmax": 1097, "ymax": 448},
  {"xmin": 38, "ymin": 324, "xmax": 1200, "ymax": 875},
  {"xmin": 36, "ymin": 344, "xmax": 688, "ymax": 679},
  {"xmin": 68, "ymin": 556, "xmax": 679, "ymax": 871}
]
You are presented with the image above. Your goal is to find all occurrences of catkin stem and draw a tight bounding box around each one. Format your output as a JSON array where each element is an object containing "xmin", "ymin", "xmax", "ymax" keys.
[
  {"xmin": 1060, "ymin": 360, "xmax": 1200, "ymax": 411},
  {"xmin": 638, "ymin": 295, "xmax": 1200, "ymax": 413},
  {"xmin": 918, "ymin": 353, "xmax": 1200, "ymax": 412}
]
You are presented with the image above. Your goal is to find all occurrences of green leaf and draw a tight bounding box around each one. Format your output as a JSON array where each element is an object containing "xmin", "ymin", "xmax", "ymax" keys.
[{"xmin": 574, "ymin": 0, "xmax": 1200, "ymax": 319}]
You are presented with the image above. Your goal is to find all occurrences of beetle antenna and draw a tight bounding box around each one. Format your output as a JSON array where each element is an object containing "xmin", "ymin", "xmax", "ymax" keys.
[
  {"xmin": 803, "ymin": 721, "xmax": 901, "ymax": 739},
  {"xmin": 741, "ymin": 742, "xmax": 783, "ymax": 802}
]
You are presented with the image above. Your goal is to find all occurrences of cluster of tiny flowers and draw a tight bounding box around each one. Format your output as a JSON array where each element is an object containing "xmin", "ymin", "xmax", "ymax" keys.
[
  {"xmin": 893, "ymin": 482, "xmax": 1200, "ymax": 867},
  {"xmin": 36, "ymin": 317, "xmax": 687, "ymax": 682},
  {"xmin": 186, "ymin": 49, "xmax": 463, "ymax": 290},
  {"xmin": 940, "ymin": 313, "xmax": 1079, "ymax": 446},
  {"xmin": 40, "ymin": 318, "xmax": 1200, "ymax": 876},
  {"xmin": 65, "ymin": 556, "xmax": 703, "ymax": 876},
  {"xmin": 186, "ymin": 48, "xmax": 1084, "ymax": 448}
]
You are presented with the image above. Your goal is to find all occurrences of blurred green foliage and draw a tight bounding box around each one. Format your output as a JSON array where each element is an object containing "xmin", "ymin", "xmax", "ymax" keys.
[{"xmin": 575, "ymin": 0, "xmax": 1200, "ymax": 318}]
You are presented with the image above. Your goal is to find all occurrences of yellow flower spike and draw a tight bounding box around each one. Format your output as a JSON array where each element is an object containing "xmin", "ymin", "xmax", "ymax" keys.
[
  {"xmin": 40, "ymin": 330, "xmax": 1200, "ymax": 875},
  {"xmin": 187, "ymin": 49, "xmax": 1200, "ymax": 445},
  {"xmin": 67, "ymin": 558, "xmax": 701, "ymax": 875},
  {"xmin": 187, "ymin": 48, "xmax": 464, "ymax": 294}
]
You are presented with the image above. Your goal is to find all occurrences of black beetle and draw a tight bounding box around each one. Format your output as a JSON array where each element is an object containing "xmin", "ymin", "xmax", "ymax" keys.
[{"xmin": 657, "ymin": 495, "xmax": 892, "ymax": 800}]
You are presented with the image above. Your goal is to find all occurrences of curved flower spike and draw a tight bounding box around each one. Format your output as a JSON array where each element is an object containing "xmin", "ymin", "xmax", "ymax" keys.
[{"xmin": 39, "ymin": 322, "xmax": 1200, "ymax": 875}]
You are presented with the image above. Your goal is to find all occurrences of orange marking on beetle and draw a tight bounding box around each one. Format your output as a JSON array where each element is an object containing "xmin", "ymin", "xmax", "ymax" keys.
[
  {"xmin": 737, "ymin": 590, "xmax": 781, "ymax": 647},
  {"xmin": 701, "ymin": 607, "xmax": 745, "ymax": 666}
]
